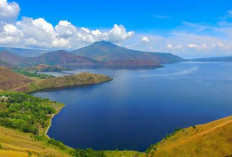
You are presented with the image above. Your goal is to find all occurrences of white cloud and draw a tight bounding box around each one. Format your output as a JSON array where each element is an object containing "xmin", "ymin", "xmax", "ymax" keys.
[
  {"xmin": 141, "ymin": 36, "xmax": 150, "ymax": 43},
  {"xmin": 167, "ymin": 44, "xmax": 173, "ymax": 49},
  {"xmin": 108, "ymin": 24, "xmax": 134, "ymax": 43},
  {"xmin": 0, "ymin": 1, "xmax": 135, "ymax": 49},
  {"xmin": 0, "ymin": 16, "xmax": 135, "ymax": 49},
  {"xmin": 0, "ymin": 0, "xmax": 20, "ymax": 22},
  {"xmin": 187, "ymin": 43, "xmax": 199, "ymax": 48}
]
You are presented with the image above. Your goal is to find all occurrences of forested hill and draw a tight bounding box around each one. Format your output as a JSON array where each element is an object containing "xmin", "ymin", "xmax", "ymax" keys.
[
  {"xmin": 14, "ymin": 72, "xmax": 112, "ymax": 93},
  {"xmin": 0, "ymin": 66, "xmax": 112, "ymax": 93}
]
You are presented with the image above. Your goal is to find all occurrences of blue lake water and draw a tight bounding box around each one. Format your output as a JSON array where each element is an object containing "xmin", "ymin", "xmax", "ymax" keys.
[{"xmin": 33, "ymin": 62, "xmax": 232, "ymax": 151}]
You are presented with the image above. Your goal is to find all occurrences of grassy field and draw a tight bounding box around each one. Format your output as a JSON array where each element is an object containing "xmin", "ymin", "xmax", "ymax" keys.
[{"xmin": 146, "ymin": 116, "xmax": 232, "ymax": 157}]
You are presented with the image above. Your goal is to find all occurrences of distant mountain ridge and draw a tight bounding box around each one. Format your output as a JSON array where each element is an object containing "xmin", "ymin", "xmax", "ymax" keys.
[{"xmin": 0, "ymin": 41, "xmax": 183, "ymax": 68}]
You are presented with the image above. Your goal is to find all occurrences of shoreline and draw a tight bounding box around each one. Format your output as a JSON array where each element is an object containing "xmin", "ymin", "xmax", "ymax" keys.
[
  {"xmin": 45, "ymin": 103, "xmax": 65, "ymax": 138},
  {"xmin": 45, "ymin": 113, "xmax": 54, "ymax": 138}
]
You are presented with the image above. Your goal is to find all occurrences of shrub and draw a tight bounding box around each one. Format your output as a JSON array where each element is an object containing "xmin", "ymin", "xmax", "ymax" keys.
[
  {"xmin": 28, "ymin": 151, "xmax": 32, "ymax": 156},
  {"xmin": 32, "ymin": 135, "xmax": 46, "ymax": 141},
  {"xmin": 47, "ymin": 139, "xmax": 67, "ymax": 150},
  {"xmin": 74, "ymin": 148, "xmax": 106, "ymax": 157}
]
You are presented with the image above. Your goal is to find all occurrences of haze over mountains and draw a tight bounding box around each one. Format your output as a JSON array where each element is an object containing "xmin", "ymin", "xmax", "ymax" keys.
[
  {"xmin": 0, "ymin": 41, "xmax": 183, "ymax": 68},
  {"xmin": 0, "ymin": 47, "xmax": 46, "ymax": 57},
  {"xmin": 192, "ymin": 56, "xmax": 232, "ymax": 62}
]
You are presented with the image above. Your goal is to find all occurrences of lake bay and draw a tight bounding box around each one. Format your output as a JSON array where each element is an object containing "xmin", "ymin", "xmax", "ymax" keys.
[{"xmin": 33, "ymin": 62, "xmax": 232, "ymax": 151}]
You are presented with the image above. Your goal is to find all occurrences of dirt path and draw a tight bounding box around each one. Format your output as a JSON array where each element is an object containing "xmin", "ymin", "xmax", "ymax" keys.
[{"xmin": 9, "ymin": 79, "xmax": 41, "ymax": 92}]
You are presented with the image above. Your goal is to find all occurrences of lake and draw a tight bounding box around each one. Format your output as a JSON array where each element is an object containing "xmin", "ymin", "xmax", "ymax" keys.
[{"xmin": 33, "ymin": 62, "xmax": 232, "ymax": 151}]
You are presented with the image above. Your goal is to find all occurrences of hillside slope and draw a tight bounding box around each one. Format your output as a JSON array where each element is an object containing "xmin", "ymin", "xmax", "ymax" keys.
[
  {"xmin": 0, "ymin": 66, "xmax": 33, "ymax": 91},
  {"xmin": 0, "ymin": 51, "xmax": 25, "ymax": 67},
  {"xmin": 0, "ymin": 126, "xmax": 71, "ymax": 157},
  {"xmin": 147, "ymin": 116, "xmax": 232, "ymax": 157}
]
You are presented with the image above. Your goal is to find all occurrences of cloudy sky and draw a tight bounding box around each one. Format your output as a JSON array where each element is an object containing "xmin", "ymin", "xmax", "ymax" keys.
[{"xmin": 1, "ymin": 0, "xmax": 232, "ymax": 58}]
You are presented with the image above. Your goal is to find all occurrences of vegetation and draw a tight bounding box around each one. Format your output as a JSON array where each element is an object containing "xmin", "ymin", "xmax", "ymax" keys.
[
  {"xmin": 14, "ymin": 72, "xmax": 112, "ymax": 93},
  {"xmin": 24, "ymin": 64, "xmax": 67, "ymax": 72},
  {"xmin": 73, "ymin": 148, "xmax": 106, "ymax": 157},
  {"xmin": 48, "ymin": 139, "xmax": 67, "ymax": 150},
  {"xmin": 0, "ymin": 92, "xmax": 63, "ymax": 135},
  {"xmin": 146, "ymin": 116, "xmax": 232, "ymax": 157},
  {"xmin": 13, "ymin": 69, "xmax": 54, "ymax": 79}
]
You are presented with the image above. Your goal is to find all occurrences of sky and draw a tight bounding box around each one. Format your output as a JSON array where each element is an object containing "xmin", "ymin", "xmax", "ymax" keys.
[{"xmin": 1, "ymin": 0, "xmax": 232, "ymax": 58}]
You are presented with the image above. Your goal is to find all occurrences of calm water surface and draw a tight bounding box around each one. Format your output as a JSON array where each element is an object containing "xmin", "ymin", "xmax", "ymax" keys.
[{"xmin": 34, "ymin": 62, "xmax": 232, "ymax": 151}]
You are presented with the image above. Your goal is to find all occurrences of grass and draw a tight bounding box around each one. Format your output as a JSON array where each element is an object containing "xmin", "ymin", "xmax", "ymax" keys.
[{"xmin": 146, "ymin": 116, "xmax": 232, "ymax": 157}]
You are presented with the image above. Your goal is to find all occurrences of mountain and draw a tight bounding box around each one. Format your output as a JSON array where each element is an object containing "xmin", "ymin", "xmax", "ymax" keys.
[
  {"xmin": 0, "ymin": 42, "xmax": 183, "ymax": 69},
  {"xmin": 26, "ymin": 50, "xmax": 101, "ymax": 67},
  {"xmin": 0, "ymin": 50, "xmax": 25, "ymax": 67},
  {"xmin": 0, "ymin": 47, "xmax": 47, "ymax": 57},
  {"xmin": 192, "ymin": 56, "xmax": 232, "ymax": 62},
  {"xmin": 0, "ymin": 66, "xmax": 33, "ymax": 91},
  {"xmin": 73, "ymin": 41, "xmax": 183, "ymax": 67}
]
